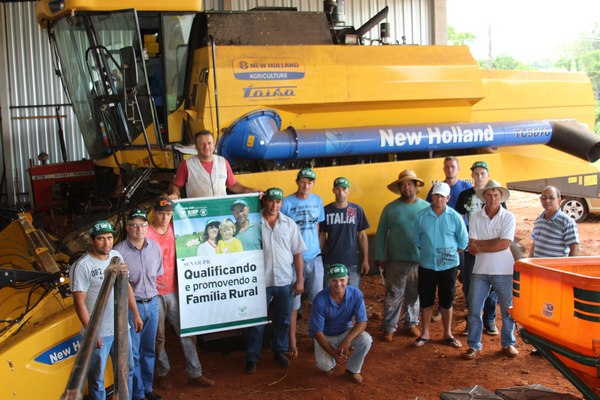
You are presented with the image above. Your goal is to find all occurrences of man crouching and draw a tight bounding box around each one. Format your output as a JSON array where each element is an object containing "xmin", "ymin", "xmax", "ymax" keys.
[{"xmin": 309, "ymin": 264, "xmax": 372, "ymax": 384}]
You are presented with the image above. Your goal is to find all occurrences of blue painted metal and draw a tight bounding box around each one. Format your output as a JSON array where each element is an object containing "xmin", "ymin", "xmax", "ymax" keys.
[{"xmin": 218, "ymin": 109, "xmax": 555, "ymax": 163}]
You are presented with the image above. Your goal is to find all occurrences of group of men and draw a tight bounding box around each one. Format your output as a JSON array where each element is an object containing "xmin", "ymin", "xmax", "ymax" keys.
[
  {"xmin": 72, "ymin": 130, "xmax": 373, "ymax": 399},
  {"xmin": 375, "ymin": 156, "xmax": 579, "ymax": 361},
  {"xmin": 71, "ymin": 129, "xmax": 580, "ymax": 398}
]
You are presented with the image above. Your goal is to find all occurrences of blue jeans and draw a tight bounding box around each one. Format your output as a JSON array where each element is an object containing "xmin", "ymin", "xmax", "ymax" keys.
[
  {"xmin": 247, "ymin": 285, "xmax": 293, "ymax": 362},
  {"xmin": 129, "ymin": 296, "xmax": 159, "ymax": 399},
  {"xmin": 87, "ymin": 333, "xmax": 134, "ymax": 400},
  {"xmin": 463, "ymin": 252, "xmax": 497, "ymax": 324},
  {"xmin": 314, "ymin": 330, "xmax": 372, "ymax": 373},
  {"xmin": 381, "ymin": 261, "xmax": 420, "ymax": 332},
  {"xmin": 293, "ymin": 255, "xmax": 324, "ymax": 310},
  {"xmin": 467, "ymin": 274, "xmax": 516, "ymax": 350},
  {"xmin": 156, "ymin": 292, "xmax": 202, "ymax": 378}
]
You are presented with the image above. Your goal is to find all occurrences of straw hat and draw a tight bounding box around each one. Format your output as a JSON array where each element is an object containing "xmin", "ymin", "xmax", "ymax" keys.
[
  {"xmin": 475, "ymin": 179, "xmax": 510, "ymax": 203},
  {"xmin": 387, "ymin": 169, "xmax": 424, "ymax": 194}
]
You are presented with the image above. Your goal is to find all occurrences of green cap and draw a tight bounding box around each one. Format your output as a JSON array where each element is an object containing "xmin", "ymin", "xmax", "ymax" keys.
[
  {"xmin": 470, "ymin": 161, "xmax": 489, "ymax": 171},
  {"xmin": 265, "ymin": 187, "xmax": 284, "ymax": 200},
  {"xmin": 333, "ymin": 177, "xmax": 350, "ymax": 188},
  {"xmin": 297, "ymin": 168, "xmax": 316, "ymax": 180},
  {"xmin": 206, "ymin": 219, "xmax": 220, "ymax": 228},
  {"xmin": 127, "ymin": 208, "xmax": 147, "ymax": 221},
  {"xmin": 327, "ymin": 263, "xmax": 349, "ymax": 280},
  {"xmin": 231, "ymin": 199, "xmax": 249, "ymax": 210},
  {"xmin": 89, "ymin": 220, "xmax": 115, "ymax": 237}
]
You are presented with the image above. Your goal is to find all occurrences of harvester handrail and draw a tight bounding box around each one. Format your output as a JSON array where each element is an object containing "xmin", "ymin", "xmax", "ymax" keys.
[{"xmin": 61, "ymin": 257, "xmax": 130, "ymax": 400}]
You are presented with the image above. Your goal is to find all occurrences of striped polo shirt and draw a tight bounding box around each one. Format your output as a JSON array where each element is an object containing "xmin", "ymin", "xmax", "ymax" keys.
[{"xmin": 530, "ymin": 209, "xmax": 579, "ymax": 257}]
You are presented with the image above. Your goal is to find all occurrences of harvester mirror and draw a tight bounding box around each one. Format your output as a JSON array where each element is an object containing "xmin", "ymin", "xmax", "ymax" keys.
[{"xmin": 119, "ymin": 46, "xmax": 138, "ymax": 92}]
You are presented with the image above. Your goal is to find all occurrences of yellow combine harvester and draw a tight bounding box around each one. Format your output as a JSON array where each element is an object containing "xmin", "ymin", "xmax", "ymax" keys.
[{"xmin": 1, "ymin": 0, "xmax": 599, "ymax": 397}]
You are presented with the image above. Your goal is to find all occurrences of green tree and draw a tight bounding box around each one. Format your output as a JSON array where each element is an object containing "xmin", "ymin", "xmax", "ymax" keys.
[
  {"xmin": 447, "ymin": 26, "xmax": 476, "ymax": 46},
  {"xmin": 553, "ymin": 25, "xmax": 600, "ymax": 132}
]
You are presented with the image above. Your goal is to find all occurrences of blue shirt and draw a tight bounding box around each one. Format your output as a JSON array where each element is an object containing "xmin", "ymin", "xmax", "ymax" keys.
[
  {"xmin": 114, "ymin": 238, "xmax": 164, "ymax": 300},
  {"xmin": 426, "ymin": 179, "xmax": 473, "ymax": 209},
  {"xmin": 309, "ymin": 286, "xmax": 368, "ymax": 337},
  {"xmin": 413, "ymin": 206, "xmax": 468, "ymax": 271},
  {"xmin": 281, "ymin": 193, "xmax": 324, "ymax": 260},
  {"xmin": 235, "ymin": 221, "xmax": 262, "ymax": 250}
]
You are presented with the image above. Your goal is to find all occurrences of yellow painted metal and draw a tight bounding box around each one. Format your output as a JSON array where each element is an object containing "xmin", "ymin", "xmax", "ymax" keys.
[
  {"xmin": 36, "ymin": 0, "xmax": 202, "ymax": 27},
  {"xmin": 0, "ymin": 214, "xmax": 104, "ymax": 398},
  {"xmin": 187, "ymin": 45, "xmax": 485, "ymax": 135}
]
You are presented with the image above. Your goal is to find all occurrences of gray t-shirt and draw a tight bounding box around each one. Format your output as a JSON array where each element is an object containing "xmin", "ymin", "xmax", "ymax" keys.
[{"xmin": 70, "ymin": 250, "xmax": 122, "ymax": 338}]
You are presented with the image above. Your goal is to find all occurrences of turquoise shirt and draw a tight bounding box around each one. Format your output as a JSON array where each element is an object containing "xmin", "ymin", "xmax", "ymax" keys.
[
  {"xmin": 375, "ymin": 198, "xmax": 429, "ymax": 263},
  {"xmin": 413, "ymin": 205, "xmax": 468, "ymax": 271}
]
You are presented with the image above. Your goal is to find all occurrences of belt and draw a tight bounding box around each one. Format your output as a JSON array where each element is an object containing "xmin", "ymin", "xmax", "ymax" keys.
[{"xmin": 136, "ymin": 296, "xmax": 156, "ymax": 304}]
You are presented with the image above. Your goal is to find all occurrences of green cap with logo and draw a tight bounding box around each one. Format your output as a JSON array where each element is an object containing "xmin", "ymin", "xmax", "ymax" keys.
[
  {"xmin": 333, "ymin": 177, "xmax": 350, "ymax": 188},
  {"xmin": 231, "ymin": 199, "xmax": 249, "ymax": 210},
  {"xmin": 327, "ymin": 263, "xmax": 349, "ymax": 280},
  {"xmin": 127, "ymin": 208, "xmax": 148, "ymax": 221},
  {"xmin": 297, "ymin": 168, "xmax": 316, "ymax": 180},
  {"xmin": 265, "ymin": 187, "xmax": 284, "ymax": 200},
  {"xmin": 470, "ymin": 161, "xmax": 489, "ymax": 171},
  {"xmin": 89, "ymin": 220, "xmax": 116, "ymax": 237}
]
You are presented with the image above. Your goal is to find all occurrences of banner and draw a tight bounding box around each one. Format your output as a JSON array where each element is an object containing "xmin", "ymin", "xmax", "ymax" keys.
[{"xmin": 173, "ymin": 194, "xmax": 266, "ymax": 336}]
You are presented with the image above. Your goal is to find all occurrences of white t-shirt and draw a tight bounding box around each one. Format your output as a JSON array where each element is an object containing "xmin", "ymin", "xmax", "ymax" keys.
[
  {"xmin": 70, "ymin": 250, "xmax": 123, "ymax": 337},
  {"xmin": 469, "ymin": 207, "xmax": 515, "ymax": 275}
]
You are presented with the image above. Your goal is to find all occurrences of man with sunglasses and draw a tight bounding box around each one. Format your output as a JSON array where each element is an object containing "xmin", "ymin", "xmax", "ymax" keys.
[{"xmin": 530, "ymin": 186, "xmax": 580, "ymax": 258}]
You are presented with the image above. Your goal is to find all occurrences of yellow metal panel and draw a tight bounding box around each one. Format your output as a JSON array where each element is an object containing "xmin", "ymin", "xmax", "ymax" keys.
[{"xmin": 36, "ymin": 0, "xmax": 202, "ymax": 25}]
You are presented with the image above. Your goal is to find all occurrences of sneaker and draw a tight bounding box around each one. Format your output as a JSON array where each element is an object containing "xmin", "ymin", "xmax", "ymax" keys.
[
  {"xmin": 188, "ymin": 375, "xmax": 215, "ymax": 387},
  {"xmin": 382, "ymin": 331, "xmax": 394, "ymax": 342},
  {"xmin": 404, "ymin": 326, "xmax": 421, "ymax": 338},
  {"xmin": 484, "ymin": 323, "xmax": 499, "ymax": 336},
  {"xmin": 156, "ymin": 375, "xmax": 173, "ymax": 390},
  {"xmin": 246, "ymin": 361, "xmax": 257, "ymax": 374},
  {"xmin": 463, "ymin": 348, "xmax": 481, "ymax": 360},
  {"xmin": 345, "ymin": 369, "xmax": 363, "ymax": 384},
  {"xmin": 144, "ymin": 392, "xmax": 163, "ymax": 400},
  {"xmin": 460, "ymin": 327, "xmax": 469, "ymax": 336},
  {"xmin": 431, "ymin": 309, "xmax": 442, "ymax": 322},
  {"xmin": 503, "ymin": 345, "xmax": 519, "ymax": 357},
  {"xmin": 273, "ymin": 352, "xmax": 290, "ymax": 368}
]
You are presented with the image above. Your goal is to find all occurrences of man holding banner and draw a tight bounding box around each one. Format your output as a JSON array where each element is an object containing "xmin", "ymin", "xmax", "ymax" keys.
[{"xmin": 245, "ymin": 188, "xmax": 306, "ymax": 374}]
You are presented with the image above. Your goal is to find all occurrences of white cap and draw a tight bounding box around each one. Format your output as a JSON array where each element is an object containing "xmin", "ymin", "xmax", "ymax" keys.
[{"xmin": 432, "ymin": 182, "xmax": 451, "ymax": 197}]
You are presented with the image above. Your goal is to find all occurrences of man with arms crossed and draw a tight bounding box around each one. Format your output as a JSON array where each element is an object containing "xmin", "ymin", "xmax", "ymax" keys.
[
  {"xmin": 463, "ymin": 180, "xmax": 518, "ymax": 359},
  {"xmin": 455, "ymin": 161, "xmax": 500, "ymax": 336}
]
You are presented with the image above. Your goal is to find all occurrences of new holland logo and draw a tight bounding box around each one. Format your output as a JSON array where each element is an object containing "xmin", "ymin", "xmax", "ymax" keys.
[{"xmin": 243, "ymin": 85, "xmax": 296, "ymax": 99}]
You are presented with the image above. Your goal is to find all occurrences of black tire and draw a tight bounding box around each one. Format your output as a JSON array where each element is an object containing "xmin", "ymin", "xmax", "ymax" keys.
[{"xmin": 560, "ymin": 197, "xmax": 589, "ymax": 223}]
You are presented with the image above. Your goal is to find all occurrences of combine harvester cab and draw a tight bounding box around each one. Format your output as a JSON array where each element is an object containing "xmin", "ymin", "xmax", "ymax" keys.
[{"xmin": 513, "ymin": 258, "xmax": 600, "ymax": 399}]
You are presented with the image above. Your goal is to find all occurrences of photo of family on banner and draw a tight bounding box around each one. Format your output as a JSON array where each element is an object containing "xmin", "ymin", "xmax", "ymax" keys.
[{"xmin": 172, "ymin": 194, "xmax": 266, "ymax": 336}]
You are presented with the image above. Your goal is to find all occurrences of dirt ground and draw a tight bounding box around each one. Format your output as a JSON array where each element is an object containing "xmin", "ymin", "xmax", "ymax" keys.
[{"xmin": 154, "ymin": 191, "xmax": 598, "ymax": 400}]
